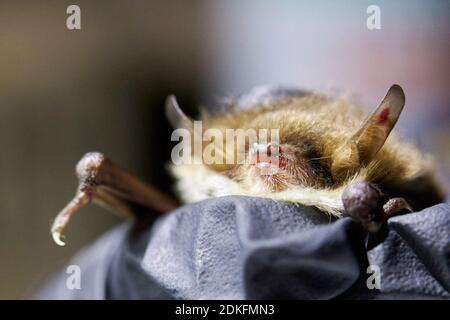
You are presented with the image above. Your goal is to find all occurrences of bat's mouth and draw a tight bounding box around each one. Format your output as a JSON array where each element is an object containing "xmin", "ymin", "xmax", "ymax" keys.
[
  {"xmin": 252, "ymin": 160, "xmax": 289, "ymax": 179},
  {"xmin": 243, "ymin": 142, "xmax": 318, "ymax": 192}
]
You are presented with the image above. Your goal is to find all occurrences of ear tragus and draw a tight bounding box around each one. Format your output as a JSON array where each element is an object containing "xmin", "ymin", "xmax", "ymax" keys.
[{"xmin": 331, "ymin": 84, "xmax": 405, "ymax": 181}]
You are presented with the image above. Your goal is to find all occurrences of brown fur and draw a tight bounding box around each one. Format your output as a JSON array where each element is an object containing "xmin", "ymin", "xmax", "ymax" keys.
[{"xmin": 171, "ymin": 92, "xmax": 444, "ymax": 214}]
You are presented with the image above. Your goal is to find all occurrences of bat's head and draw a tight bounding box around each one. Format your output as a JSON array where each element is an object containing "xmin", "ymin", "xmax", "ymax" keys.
[{"xmin": 166, "ymin": 85, "xmax": 406, "ymax": 193}]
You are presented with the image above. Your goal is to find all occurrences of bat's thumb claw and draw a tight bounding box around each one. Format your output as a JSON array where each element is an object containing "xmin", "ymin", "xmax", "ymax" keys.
[
  {"xmin": 52, "ymin": 230, "xmax": 66, "ymax": 246},
  {"xmin": 51, "ymin": 191, "xmax": 91, "ymax": 246}
]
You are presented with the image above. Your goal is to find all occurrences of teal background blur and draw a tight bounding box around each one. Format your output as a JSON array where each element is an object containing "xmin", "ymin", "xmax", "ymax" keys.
[{"xmin": 0, "ymin": 0, "xmax": 448, "ymax": 298}]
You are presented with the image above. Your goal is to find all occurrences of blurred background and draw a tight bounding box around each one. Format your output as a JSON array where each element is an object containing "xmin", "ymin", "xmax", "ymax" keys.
[{"xmin": 0, "ymin": 0, "xmax": 448, "ymax": 299}]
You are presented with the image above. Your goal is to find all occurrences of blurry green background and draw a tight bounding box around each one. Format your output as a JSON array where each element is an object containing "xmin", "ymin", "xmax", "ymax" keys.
[{"xmin": 0, "ymin": 0, "xmax": 448, "ymax": 298}]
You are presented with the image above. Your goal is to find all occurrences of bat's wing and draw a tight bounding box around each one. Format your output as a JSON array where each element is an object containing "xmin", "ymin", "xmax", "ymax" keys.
[{"xmin": 51, "ymin": 152, "xmax": 178, "ymax": 246}]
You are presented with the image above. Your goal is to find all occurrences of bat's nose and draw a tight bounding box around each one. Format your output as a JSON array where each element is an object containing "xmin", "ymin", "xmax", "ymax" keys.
[{"xmin": 249, "ymin": 142, "xmax": 280, "ymax": 166}]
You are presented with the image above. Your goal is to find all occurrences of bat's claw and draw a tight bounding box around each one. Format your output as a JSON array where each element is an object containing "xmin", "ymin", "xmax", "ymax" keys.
[
  {"xmin": 51, "ymin": 190, "xmax": 91, "ymax": 246},
  {"xmin": 52, "ymin": 230, "xmax": 66, "ymax": 247}
]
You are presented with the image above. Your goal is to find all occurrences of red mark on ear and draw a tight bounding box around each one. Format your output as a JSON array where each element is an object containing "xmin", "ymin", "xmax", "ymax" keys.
[{"xmin": 377, "ymin": 108, "xmax": 390, "ymax": 124}]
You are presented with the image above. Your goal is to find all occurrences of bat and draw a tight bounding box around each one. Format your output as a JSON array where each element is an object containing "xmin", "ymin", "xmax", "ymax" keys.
[{"xmin": 51, "ymin": 84, "xmax": 445, "ymax": 245}]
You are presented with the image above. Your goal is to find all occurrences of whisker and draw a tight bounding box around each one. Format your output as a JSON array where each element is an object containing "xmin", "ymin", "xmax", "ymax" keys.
[{"xmin": 307, "ymin": 155, "xmax": 332, "ymax": 162}]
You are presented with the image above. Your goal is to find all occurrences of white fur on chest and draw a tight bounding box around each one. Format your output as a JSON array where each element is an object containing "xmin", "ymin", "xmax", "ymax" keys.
[{"xmin": 169, "ymin": 164, "xmax": 370, "ymax": 216}]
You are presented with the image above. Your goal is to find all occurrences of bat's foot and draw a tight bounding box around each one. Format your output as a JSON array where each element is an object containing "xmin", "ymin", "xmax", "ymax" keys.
[
  {"xmin": 342, "ymin": 181, "xmax": 412, "ymax": 232},
  {"xmin": 51, "ymin": 152, "xmax": 178, "ymax": 246}
]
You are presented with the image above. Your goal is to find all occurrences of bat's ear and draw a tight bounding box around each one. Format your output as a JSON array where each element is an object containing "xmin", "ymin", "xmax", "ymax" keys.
[
  {"xmin": 165, "ymin": 95, "xmax": 194, "ymax": 130},
  {"xmin": 331, "ymin": 84, "xmax": 405, "ymax": 181}
]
